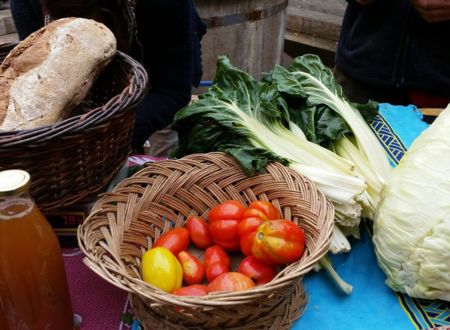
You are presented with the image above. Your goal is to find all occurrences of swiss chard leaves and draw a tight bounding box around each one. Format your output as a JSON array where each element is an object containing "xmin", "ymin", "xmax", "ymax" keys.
[
  {"xmin": 173, "ymin": 56, "xmax": 290, "ymax": 175},
  {"xmin": 270, "ymin": 55, "xmax": 378, "ymax": 145},
  {"xmin": 172, "ymin": 54, "xmax": 379, "ymax": 175}
]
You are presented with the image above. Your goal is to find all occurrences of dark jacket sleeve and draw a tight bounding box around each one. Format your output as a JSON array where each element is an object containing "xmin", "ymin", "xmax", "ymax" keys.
[
  {"xmin": 336, "ymin": 0, "xmax": 450, "ymax": 97},
  {"xmin": 132, "ymin": 0, "xmax": 206, "ymax": 150}
]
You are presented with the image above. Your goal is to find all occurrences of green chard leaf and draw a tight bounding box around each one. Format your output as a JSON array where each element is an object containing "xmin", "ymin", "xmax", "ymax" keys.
[
  {"xmin": 270, "ymin": 55, "xmax": 378, "ymax": 145},
  {"xmin": 217, "ymin": 141, "xmax": 289, "ymax": 176},
  {"xmin": 172, "ymin": 56, "xmax": 290, "ymax": 175},
  {"xmin": 289, "ymin": 105, "xmax": 352, "ymax": 146},
  {"xmin": 271, "ymin": 54, "xmax": 391, "ymax": 215}
]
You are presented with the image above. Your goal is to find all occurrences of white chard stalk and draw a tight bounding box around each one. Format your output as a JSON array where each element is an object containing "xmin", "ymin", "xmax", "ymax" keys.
[
  {"xmin": 229, "ymin": 102, "xmax": 368, "ymax": 230},
  {"xmin": 291, "ymin": 70, "xmax": 392, "ymax": 218}
]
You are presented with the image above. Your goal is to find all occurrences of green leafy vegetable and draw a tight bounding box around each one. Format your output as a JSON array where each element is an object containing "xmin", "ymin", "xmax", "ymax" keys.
[
  {"xmin": 270, "ymin": 55, "xmax": 391, "ymax": 217},
  {"xmin": 173, "ymin": 55, "xmax": 367, "ymax": 229}
]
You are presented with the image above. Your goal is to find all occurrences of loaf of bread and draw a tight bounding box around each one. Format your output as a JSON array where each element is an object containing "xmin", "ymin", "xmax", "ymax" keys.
[{"xmin": 0, "ymin": 17, "xmax": 117, "ymax": 131}]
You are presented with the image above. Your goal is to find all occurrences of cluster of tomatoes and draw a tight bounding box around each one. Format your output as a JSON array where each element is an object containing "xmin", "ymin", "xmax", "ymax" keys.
[{"xmin": 141, "ymin": 200, "xmax": 306, "ymax": 297}]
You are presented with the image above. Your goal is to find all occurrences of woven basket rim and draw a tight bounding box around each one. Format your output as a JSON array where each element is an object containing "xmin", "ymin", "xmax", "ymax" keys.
[
  {"xmin": 78, "ymin": 152, "xmax": 334, "ymax": 308},
  {"xmin": 0, "ymin": 50, "xmax": 148, "ymax": 148}
]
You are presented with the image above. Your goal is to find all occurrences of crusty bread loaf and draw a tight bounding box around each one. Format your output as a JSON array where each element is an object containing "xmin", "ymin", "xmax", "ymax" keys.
[{"xmin": 0, "ymin": 17, "xmax": 117, "ymax": 131}]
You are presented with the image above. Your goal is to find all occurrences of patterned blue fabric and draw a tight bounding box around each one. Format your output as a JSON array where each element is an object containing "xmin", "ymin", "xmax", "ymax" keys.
[
  {"xmin": 370, "ymin": 103, "xmax": 429, "ymax": 166},
  {"xmin": 294, "ymin": 104, "xmax": 450, "ymax": 330}
]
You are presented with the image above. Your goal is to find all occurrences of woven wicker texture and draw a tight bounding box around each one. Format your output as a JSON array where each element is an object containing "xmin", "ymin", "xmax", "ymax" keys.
[
  {"xmin": 130, "ymin": 279, "xmax": 306, "ymax": 329},
  {"xmin": 0, "ymin": 50, "xmax": 148, "ymax": 211},
  {"xmin": 78, "ymin": 152, "xmax": 334, "ymax": 328}
]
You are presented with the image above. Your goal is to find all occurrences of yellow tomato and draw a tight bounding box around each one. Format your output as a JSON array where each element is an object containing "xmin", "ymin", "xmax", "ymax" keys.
[{"xmin": 141, "ymin": 247, "xmax": 183, "ymax": 292}]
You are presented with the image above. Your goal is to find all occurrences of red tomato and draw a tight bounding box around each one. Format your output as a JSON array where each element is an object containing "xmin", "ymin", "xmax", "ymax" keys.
[
  {"xmin": 238, "ymin": 256, "xmax": 277, "ymax": 285},
  {"xmin": 177, "ymin": 251, "xmax": 205, "ymax": 285},
  {"xmin": 205, "ymin": 261, "xmax": 229, "ymax": 283},
  {"xmin": 204, "ymin": 245, "xmax": 230, "ymax": 268},
  {"xmin": 208, "ymin": 200, "xmax": 246, "ymax": 223},
  {"xmin": 239, "ymin": 230, "xmax": 257, "ymax": 257},
  {"xmin": 153, "ymin": 227, "xmax": 190, "ymax": 255},
  {"xmin": 172, "ymin": 284, "xmax": 210, "ymax": 296},
  {"xmin": 208, "ymin": 200, "xmax": 246, "ymax": 251},
  {"xmin": 238, "ymin": 201, "xmax": 280, "ymax": 253},
  {"xmin": 237, "ymin": 218, "xmax": 264, "ymax": 239},
  {"xmin": 243, "ymin": 201, "xmax": 280, "ymax": 222},
  {"xmin": 241, "ymin": 220, "xmax": 305, "ymax": 265},
  {"xmin": 204, "ymin": 245, "xmax": 230, "ymax": 282},
  {"xmin": 209, "ymin": 220, "xmax": 240, "ymax": 251},
  {"xmin": 208, "ymin": 272, "xmax": 255, "ymax": 293},
  {"xmin": 185, "ymin": 216, "xmax": 214, "ymax": 249}
]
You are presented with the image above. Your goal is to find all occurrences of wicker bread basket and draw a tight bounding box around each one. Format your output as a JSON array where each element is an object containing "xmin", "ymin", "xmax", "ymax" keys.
[
  {"xmin": 0, "ymin": 47, "xmax": 148, "ymax": 212},
  {"xmin": 78, "ymin": 152, "xmax": 334, "ymax": 329}
]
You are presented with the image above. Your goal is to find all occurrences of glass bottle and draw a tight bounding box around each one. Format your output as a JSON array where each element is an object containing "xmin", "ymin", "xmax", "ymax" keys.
[{"xmin": 0, "ymin": 169, "xmax": 74, "ymax": 329}]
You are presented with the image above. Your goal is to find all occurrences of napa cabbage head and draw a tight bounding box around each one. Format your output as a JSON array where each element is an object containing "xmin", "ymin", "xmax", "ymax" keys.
[{"xmin": 373, "ymin": 105, "xmax": 450, "ymax": 301}]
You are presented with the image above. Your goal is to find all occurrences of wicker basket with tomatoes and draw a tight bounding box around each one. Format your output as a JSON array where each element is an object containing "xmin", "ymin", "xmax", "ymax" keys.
[{"xmin": 78, "ymin": 152, "xmax": 334, "ymax": 329}]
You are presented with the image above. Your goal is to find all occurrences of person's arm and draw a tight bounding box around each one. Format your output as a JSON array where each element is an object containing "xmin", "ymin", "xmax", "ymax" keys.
[
  {"xmin": 132, "ymin": 0, "xmax": 194, "ymax": 150},
  {"xmin": 410, "ymin": 0, "xmax": 450, "ymax": 22}
]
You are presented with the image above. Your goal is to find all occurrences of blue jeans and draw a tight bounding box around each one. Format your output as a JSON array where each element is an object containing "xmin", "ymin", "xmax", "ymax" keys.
[{"xmin": 10, "ymin": 0, "xmax": 44, "ymax": 40}]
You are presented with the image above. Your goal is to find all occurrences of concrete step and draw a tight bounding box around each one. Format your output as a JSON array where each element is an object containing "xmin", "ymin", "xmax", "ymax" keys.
[
  {"xmin": 287, "ymin": 6, "xmax": 344, "ymax": 42},
  {"xmin": 285, "ymin": 29, "xmax": 337, "ymax": 53},
  {"xmin": 284, "ymin": 31, "xmax": 336, "ymax": 68},
  {"xmin": 0, "ymin": 8, "xmax": 18, "ymax": 48},
  {"xmin": 285, "ymin": 0, "xmax": 345, "ymax": 59},
  {"xmin": 288, "ymin": 0, "xmax": 347, "ymax": 17},
  {"xmin": 0, "ymin": 31, "xmax": 17, "ymax": 44},
  {"xmin": 0, "ymin": 9, "xmax": 16, "ymax": 35}
]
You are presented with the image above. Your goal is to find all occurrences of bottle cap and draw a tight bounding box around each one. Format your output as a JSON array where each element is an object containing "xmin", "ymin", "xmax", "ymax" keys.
[{"xmin": 0, "ymin": 169, "xmax": 31, "ymax": 197}]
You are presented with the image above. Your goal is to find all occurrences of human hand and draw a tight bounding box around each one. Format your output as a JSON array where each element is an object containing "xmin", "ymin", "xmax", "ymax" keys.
[{"xmin": 410, "ymin": 0, "xmax": 450, "ymax": 22}]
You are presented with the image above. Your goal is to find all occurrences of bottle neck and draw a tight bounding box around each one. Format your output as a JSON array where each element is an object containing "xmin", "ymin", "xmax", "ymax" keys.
[{"xmin": 0, "ymin": 192, "xmax": 34, "ymax": 221}]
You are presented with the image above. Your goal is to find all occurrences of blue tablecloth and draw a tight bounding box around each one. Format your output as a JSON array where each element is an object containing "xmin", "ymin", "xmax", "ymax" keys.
[{"xmin": 294, "ymin": 104, "xmax": 449, "ymax": 330}]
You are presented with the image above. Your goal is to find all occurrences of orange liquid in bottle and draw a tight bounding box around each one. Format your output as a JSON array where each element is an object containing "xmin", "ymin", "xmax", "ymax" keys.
[{"xmin": 0, "ymin": 197, "xmax": 74, "ymax": 330}]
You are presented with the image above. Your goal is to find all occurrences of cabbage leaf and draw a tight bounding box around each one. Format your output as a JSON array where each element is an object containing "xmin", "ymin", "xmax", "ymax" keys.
[{"xmin": 373, "ymin": 105, "xmax": 450, "ymax": 301}]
